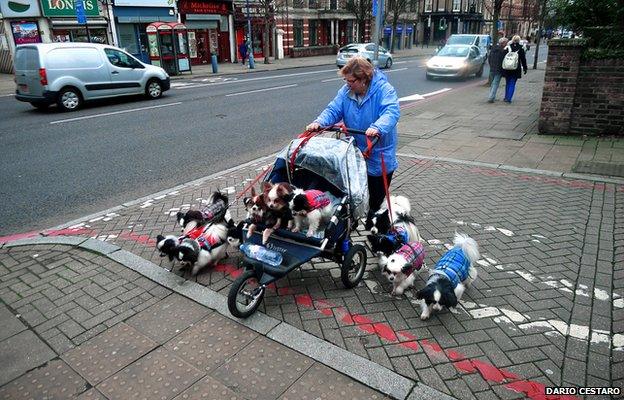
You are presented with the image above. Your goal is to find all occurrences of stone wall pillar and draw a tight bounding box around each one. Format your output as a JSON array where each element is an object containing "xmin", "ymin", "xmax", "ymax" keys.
[{"xmin": 538, "ymin": 39, "xmax": 584, "ymax": 135}]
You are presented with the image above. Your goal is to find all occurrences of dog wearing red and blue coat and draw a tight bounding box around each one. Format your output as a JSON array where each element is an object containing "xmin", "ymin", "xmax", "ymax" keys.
[
  {"xmin": 289, "ymin": 188, "xmax": 333, "ymax": 237},
  {"xmin": 416, "ymin": 232, "xmax": 479, "ymax": 320},
  {"xmin": 379, "ymin": 241, "xmax": 426, "ymax": 296}
]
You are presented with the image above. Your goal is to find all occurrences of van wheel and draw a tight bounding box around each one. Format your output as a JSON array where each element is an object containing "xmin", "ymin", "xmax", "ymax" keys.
[
  {"xmin": 57, "ymin": 87, "xmax": 82, "ymax": 112},
  {"xmin": 146, "ymin": 79, "xmax": 163, "ymax": 99}
]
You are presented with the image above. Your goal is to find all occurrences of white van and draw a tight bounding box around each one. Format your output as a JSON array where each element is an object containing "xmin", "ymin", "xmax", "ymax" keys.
[{"xmin": 14, "ymin": 43, "xmax": 170, "ymax": 111}]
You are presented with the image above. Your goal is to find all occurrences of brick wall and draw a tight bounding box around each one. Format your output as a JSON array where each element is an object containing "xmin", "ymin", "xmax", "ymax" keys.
[{"xmin": 538, "ymin": 39, "xmax": 624, "ymax": 136}]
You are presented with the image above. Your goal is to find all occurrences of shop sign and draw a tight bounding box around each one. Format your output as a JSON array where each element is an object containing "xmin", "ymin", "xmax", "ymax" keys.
[
  {"xmin": 0, "ymin": 0, "xmax": 42, "ymax": 17},
  {"xmin": 114, "ymin": 0, "xmax": 174, "ymax": 7},
  {"xmin": 11, "ymin": 21, "xmax": 42, "ymax": 44},
  {"xmin": 179, "ymin": 0, "xmax": 229, "ymax": 15},
  {"xmin": 39, "ymin": 0, "xmax": 99, "ymax": 17}
]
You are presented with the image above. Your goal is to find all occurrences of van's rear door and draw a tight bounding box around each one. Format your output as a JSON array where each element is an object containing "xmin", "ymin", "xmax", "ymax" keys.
[{"xmin": 14, "ymin": 46, "xmax": 44, "ymax": 97}]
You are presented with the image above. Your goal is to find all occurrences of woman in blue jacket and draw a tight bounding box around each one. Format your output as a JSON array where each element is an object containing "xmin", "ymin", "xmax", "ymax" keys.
[{"xmin": 306, "ymin": 57, "xmax": 400, "ymax": 227}]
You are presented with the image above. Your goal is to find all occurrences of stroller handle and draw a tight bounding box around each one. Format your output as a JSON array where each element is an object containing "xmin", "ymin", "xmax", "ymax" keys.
[{"xmin": 323, "ymin": 125, "xmax": 379, "ymax": 147}]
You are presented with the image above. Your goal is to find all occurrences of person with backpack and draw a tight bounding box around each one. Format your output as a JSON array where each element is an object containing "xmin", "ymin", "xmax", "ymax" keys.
[
  {"xmin": 501, "ymin": 35, "xmax": 528, "ymax": 103},
  {"xmin": 487, "ymin": 37, "xmax": 509, "ymax": 103}
]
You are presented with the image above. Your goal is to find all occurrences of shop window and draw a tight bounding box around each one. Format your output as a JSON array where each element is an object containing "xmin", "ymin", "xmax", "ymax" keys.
[
  {"xmin": 294, "ymin": 20, "xmax": 303, "ymax": 46},
  {"xmin": 117, "ymin": 24, "xmax": 138, "ymax": 54},
  {"xmin": 309, "ymin": 20, "xmax": 318, "ymax": 45}
]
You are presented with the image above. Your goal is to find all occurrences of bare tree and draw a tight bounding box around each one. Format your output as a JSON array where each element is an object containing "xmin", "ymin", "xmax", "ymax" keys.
[
  {"xmin": 385, "ymin": 0, "xmax": 411, "ymax": 51},
  {"xmin": 484, "ymin": 0, "xmax": 506, "ymax": 44},
  {"xmin": 256, "ymin": 0, "xmax": 276, "ymax": 63},
  {"xmin": 346, "ymin": 0, "xmax": 373, "ymax": 42}
]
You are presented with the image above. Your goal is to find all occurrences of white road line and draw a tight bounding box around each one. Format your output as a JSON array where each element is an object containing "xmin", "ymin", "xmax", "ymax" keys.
[
  {"xmin": 398, "ymin": 87, "xmax": 451, "ymax": 102},
  {"xmin": 176, "ymin": 69, "xmax": 335, "ymax": 89},
  {"xmin": 225, "ymin": 84, "xmax": 297, "ymax": 96},
  {"xmin": 321, "ymin": 77, "xmax": 343, "ymax": 83},
  {"xmin": 384, "ymin": 67, "xmax": 408, "ymax": 73},
  {"xmin": 0, "ymin": 94, "xmax": 14, "ymax": 98},
  {"xmin": 423, "ymin": 88, "xmax": 451, "ymax": 97},
  {"xmin": 49, "ymin": 102, "xmax": 182, "ymax": 124}
]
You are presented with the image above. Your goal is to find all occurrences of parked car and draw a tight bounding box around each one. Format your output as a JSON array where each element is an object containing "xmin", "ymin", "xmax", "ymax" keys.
[
  {"xmin": 426, "ymin": 45, "xmax": 485, "ymax": 80},
  {"xmin": 445, "ymin": 34, "xmax": 491, "ymax": 59},
  {"xmin": 14, "ymin": 42, "xmax": 170, "ymax": 111},
  {"xmin": 336, "ymin": 43, "xmax": 393, "ymax": 69}
]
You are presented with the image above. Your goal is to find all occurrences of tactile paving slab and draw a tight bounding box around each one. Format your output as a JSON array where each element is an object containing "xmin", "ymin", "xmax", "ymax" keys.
[
  {"xmin": 281, "ymin": 363, "xmax": 387, "ymax": 400},
  {"xmin": 97, "ymin": 347, "xmax": 204, "ymax": 400},
  {"xmin": 0, "ymin": 359, "xmax": 87, "ymax": 400},
  {"xmin": 212, "ymin": 335, "xmax": 313, "ymax": 400},
  {"xmin": 173, "ymin": 376, "xmax": 243, "ymax": 400},
  {"xmin": 126, "ymin": 294, "xmax": 211, "ymax": 344},
  {"xmin": 76, "ymin": 388, "xmax": 108, "ymax": 399},
  {"xmin": 62, "ymin": 322, "xmax": 157, "ymax": 385},
  {"xmin": 165, "ymin": 313, "xmax": 258, "ymax": 373},
  {"xmin": 572, "ymin": 160, "xmax": 624, "ymax": 177}
]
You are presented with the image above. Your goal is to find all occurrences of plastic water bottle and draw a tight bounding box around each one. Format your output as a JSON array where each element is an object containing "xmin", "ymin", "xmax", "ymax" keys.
[{"xmin": 240, "ymin": 243, "xmax": 283, "ymax": 267}]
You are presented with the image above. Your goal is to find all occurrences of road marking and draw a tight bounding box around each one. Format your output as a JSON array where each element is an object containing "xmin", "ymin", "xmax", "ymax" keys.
[
  {"xmin": 0, "ymin": 94, "xmax": 14, "ymax": 98},
  {"xmin": 399, "ymin": 87, "xmax": 451, "ymax": 102},
  {"xmin": 225, "ymin": 84, "xmax": 297, "ymax": 96},
  {"xmin": 49, "ymin": 102, "xmax": 182, "ymax": 124},
  {"xmin": 383, "ymin": 67, "xmax": 407, "ymax": 73},
  {"xmin": 176, "ymin": 69, "xmax": 335, "ymax": 89}
]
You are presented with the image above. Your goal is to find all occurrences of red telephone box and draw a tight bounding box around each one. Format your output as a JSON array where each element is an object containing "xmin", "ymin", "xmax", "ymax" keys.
[{"xmin": 146, "ymin": 22, "xmax": 191, "ymax": 75}]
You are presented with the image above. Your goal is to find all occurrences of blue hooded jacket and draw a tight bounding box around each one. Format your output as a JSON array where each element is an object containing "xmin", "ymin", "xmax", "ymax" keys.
[{"xmin": 313, "ymin": 69, "xmax": 400, "ymax": 176}]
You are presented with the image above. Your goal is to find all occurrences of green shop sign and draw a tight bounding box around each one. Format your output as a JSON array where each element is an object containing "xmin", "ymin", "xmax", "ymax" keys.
[{"xmin": 40, "ymin": 0, "xmax": 99, "ymax": 17}]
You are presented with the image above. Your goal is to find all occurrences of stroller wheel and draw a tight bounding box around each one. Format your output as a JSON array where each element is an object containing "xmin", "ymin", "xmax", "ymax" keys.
[
  {"xmin": 228, "ymin": 270, "xmax": 265, "ymax": 318},
  {"xmin": 341, "ymin": 244, "xmax": 367, "ymax": 288}
]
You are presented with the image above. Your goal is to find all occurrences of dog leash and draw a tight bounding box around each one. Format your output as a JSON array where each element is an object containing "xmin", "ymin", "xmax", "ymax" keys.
[{"xmin": 381, "ymin": 154, "xmax": 393, "ymax": 223}]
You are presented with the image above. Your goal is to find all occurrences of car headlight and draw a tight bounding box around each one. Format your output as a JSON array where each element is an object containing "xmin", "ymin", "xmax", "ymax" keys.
[{"xmin": 426, "ymin": 59, "xmax": 436, "ymax": 68}]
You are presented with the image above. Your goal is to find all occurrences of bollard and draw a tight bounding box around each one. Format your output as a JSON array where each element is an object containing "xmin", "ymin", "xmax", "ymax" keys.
[
  {"xmin": 248, "ymin": 53, "xmax": 255, "ymax": 69},
  {"xmin": 211, "ymin": 54, "xmax": 218, "ymax": 73}
]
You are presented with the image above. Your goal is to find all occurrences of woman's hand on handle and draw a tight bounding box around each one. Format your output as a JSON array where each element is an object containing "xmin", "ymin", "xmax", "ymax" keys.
[
  {"xmin": 306, "ymin": 122, "xmax": 321, "ymax": 132},
  {"xmin": 365, "ymin": 127, "xmax": 380, "ymax": 137}
]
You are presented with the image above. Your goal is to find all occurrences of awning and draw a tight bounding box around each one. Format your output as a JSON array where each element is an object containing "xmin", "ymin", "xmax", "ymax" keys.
[
  {"xmin": 184, "ymin": 20, "xmax": 218, "ymax": 29},
  {"xmin": 51, "ymin": 18, "xmax": 108, "ymax": 26},
  {"xmin": 114, "ymin": 6, "xmax": 177, "ymax": 23}
]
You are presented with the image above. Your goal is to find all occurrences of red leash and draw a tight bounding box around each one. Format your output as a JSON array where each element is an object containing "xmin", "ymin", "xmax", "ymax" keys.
[
  {"xmin": 380, "ymin": 153, "xmax": 393, "ymax": 222},
  {"xmin": 235, "ymin": 164, "xmax": 272, "ymax": 201}
]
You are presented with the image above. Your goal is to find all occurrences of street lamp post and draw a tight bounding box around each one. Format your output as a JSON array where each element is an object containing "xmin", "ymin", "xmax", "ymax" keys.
[{"xmin": 246, "ymin": 0, "xmax": 255, "ymax": 68}]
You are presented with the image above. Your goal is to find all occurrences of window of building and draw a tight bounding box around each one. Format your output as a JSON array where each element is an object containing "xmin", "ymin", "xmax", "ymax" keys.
[
  {"xmin": 294, "ymin": 20, "xmax": 303, "ymax": 46},
  {"xmin": 330, "ymin": 0, "xmax": 337, "ymax": 9},
  {"xmin": 309, "ymin": 20, "xmax": 318, "ymax": 45},
  {"xmin": 438, "ymin": 0, "xmax": 445, "ymax": 11},
  {"xmin": 425, "ymin": 0, "xmax": 432, "ymax": 12},
  {"xmin": 409, "ymin": 0, "xmax": 417, "ymax": 12},
  {"xmin": 452, "ymin": 0, "xmax": 460, "ymax": 11},
  {"xmin": 293, "ymin": 0, "xmax": 304, "ymax": 8},
  {"xmin": 309, "ymin": 0, "xmax": 318, "ymax": 8}
]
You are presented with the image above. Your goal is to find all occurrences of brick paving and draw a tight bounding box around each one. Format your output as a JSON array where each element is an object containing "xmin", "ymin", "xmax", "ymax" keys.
[{"xmin": 2, "ymin": 150, "xmax": 620, "ymax": 399}]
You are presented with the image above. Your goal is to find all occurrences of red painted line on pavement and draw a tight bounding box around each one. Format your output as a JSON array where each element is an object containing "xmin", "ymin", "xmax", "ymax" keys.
[
  {"xmin": 118, "ymin": 231, "xmax": 157, "ymax": 246},
  {"xmin": 46, "ymin": 227, "xmax": 97, "ymax": 237},
  {"xmin": 291, "ymin": 293, "xmax": 578, "ymax": 400},
  {"xmin": 0, "ymin": 231, "xmax": 41, "ymax": 244}
]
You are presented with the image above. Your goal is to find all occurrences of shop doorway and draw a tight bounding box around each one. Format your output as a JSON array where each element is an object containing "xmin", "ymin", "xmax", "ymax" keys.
[{"xmin": 192, "ymin": 30, "xmax": 210, "ymax": 64}]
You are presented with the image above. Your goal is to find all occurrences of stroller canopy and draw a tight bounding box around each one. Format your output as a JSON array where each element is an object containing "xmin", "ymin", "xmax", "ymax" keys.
[{"xmin": 268, "ymin": 136, "xmax": 369, "ymax": 219}]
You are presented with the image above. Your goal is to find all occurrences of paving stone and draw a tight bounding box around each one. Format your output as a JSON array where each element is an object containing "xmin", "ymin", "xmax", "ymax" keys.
[
  {"xmin": 281, "ymin": 362, "xmax": 387, "ymax": 400},
  {"xmin": 0, "ymin": 359, "xmax": 87, "ymax": 399},
  {"xmin": 0, "ymin": 304, "xmax": 26, "ymax": 341},
  {"xmin": 0, "ymin": 330, "xmax": 56, "ymax": 386},
  {"xmin": 172, "ymin": 375, "xmax": 244, "ymax": 400},
  {"xmin": 125, "ymin": 294, "xmax": 211, "ymax": 344},
  {"xmin": 62, "ymin": 322, "xmax": 157, "ymax": 385},
  {"xmin": 98, "ymin": 347, "xmax": 204, "ymax": 400},
  {"xmin": 165, "ymin": 313, "xmax": 257, "ymax": 373},
  {"xmin": 212, "ymin": 335, "xmax": 313, "ymax": 400}
]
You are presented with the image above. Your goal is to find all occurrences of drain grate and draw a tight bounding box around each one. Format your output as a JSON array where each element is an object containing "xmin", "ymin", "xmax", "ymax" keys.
[{"xmin": 572, "ymin": 161, "xmax": 624, "ymax": 177}]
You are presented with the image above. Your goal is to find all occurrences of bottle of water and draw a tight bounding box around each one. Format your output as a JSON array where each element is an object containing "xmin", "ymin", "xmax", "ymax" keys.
[{"xmin": 239, "ymin": 243, "xmax": 283, "ymax": 267}]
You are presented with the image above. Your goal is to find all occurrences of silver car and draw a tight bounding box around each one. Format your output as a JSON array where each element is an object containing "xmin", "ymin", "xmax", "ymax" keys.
[
  {"xmin": 336, "ymin": 43, "xmax": 393, "ymax": 69},
  {"xmin": 425, "ymin": 45, "xmax": 485, "ymax": 80}
]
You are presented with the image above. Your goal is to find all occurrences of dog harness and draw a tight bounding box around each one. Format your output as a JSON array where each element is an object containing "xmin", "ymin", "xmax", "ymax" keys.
[
  {"xmin": 305, "ymin": 190, "xmax": 331, "ymax": 210},
  {"xmin": 431, "ymin": 248, "xmax": 471, "ymax": 289},
  {"xmin": 386, "ymin": 226, "xmax": 409, "ymax": 246},
  {"xmin": 180, "ymin": 225, "xmax": 224, "ymax": 251},
  {"xmin": 395, "ymin": 241, "xmax": 425, "ymax": 276}
]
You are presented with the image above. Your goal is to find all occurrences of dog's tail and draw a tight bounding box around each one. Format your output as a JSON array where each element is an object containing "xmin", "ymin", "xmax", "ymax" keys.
[
  {"xmin": 392, "ymin": 195, "xmax": 412, "ymax": 216},
  {"xmin": 454, "ymin": 232, "xmax": 480, "ymax": 265}
]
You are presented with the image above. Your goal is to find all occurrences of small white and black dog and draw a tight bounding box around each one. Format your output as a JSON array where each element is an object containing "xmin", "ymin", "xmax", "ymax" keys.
[
  {"xmin": 369, "ymin": 195, "xmax": 418, "ymax": 236},
  {"xmin": 379, "ymin": 241, "xmax": 426, "ymax": 296},
  {"xmin": 416, "ymin": 232, "xmax": 480, "ymax": 320},
  {"xmin": 289, "ymin": 188, "xmax": 333, "ymax": 237},
  {"xmin": 177, "ymin": 221, "xmax": 229, "ymax": 276},
  {"xmin": 177, "ymin": 191, "xmax": 229, "ymax": 236},
  {"xmin": 156, "ymin": 234, "xmax": 180, "ymax": 264},
  {"xmin": 226, "ymin": 220, "xmax": 245, "ymax": 250}
]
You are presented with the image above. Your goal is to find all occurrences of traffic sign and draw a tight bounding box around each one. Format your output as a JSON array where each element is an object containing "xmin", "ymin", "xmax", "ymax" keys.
[{"xmin": 75, "ymin": 0, "xmax": 86, "ymax": 24}]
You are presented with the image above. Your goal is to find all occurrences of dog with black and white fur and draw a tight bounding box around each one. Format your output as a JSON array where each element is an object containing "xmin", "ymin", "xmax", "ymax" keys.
[
  {"xmin": 416, "ymin": 232, "xmax": 479, "ymax": 320},
  {"xmin": 378, "ymin": 241, "xmax": 426, "ymax": 296}
]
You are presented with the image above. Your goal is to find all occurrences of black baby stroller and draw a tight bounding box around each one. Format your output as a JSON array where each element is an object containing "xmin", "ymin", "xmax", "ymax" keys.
[{"xmin": 227, "ymin": 127, "xmax": 376, "ymax": 318}]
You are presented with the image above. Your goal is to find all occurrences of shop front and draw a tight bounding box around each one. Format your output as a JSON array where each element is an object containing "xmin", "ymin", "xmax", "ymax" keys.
[
  {"xmin": 38, "ymin": 0, "xmax": 109, "ymax": 43},
  {"xmin": 233, "ymin": 4, "xmax": 270, "ymax": 59},
  {"xmin": 0, "ymin": 0, "xmax": 44, "ymax": 51},
  {"xmin": 178, "ymin": 0, "xmax": 232, "ymax": 64}
]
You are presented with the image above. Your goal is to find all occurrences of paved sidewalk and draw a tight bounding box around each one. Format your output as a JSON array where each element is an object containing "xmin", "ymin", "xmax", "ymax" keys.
[{"xmin": 2, "ymin": 50, "xmax": 624, "ymax": 400}]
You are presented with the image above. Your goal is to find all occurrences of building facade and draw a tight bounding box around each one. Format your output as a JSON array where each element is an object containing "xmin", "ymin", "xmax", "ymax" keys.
[{"xmin": 418, "ymin": 0, "xmax": 486, "ymax": 44}]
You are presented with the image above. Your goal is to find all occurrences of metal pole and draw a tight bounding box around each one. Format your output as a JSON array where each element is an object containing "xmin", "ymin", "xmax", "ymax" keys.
[
  {"xmin": 246, "ymin": 0, "xmax": 255, "ymax": 68},
  {"xmin": 532, "ymin": 0, "xmax": 547, "ymax": 69}
]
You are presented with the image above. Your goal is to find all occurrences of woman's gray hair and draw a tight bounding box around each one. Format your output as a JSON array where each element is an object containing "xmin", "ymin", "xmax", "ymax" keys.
[{"xmin": 498, "ymin": 37, "xmax": 508, "ymax": 45}]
